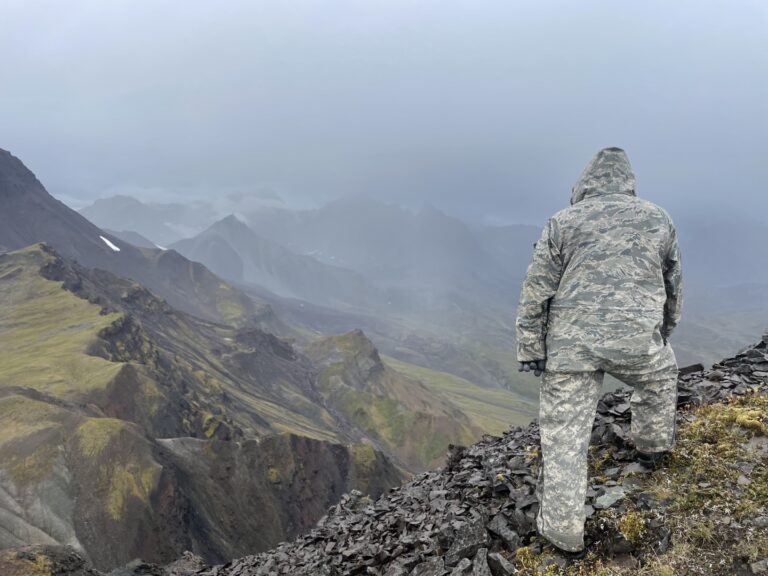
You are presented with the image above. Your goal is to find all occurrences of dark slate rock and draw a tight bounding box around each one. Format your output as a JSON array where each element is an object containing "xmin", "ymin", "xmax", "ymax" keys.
[
  {"xmin": 410, "ymin": 557, "xmax": 446, "ymax": 576},
  {"xmin": 470, "ymin": 548, "xmax": 492, "ymax": 576},
  {"xmin": 679, "ymin": 363, "xmax": 705, "ymax": 375},
  {"xmin": 448, "ymin": 558, "xmax": 472, "ymax": 575},
  {"xmin": 486, "ymin": 552, "xmax": 515, "ymax": 576},
  {"xmin": 593, "ymin": 486, "xmax": 628, "ymax": 509},
  {"xmin": 445, "ymin": 518, "xmax": 489, "ymax": 567},
  {"xmin": 486, "ymin": 514, "xmax": 521, "ymax": 552},
  {"xmin": 385, "ymin": 563, "xmax": 409, "ymax": 576}
]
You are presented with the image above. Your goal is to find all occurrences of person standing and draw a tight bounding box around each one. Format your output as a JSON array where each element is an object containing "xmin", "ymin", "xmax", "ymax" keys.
[{"xmin": 515, "ymin": 147, "xmax": 683, "ymax": 552}]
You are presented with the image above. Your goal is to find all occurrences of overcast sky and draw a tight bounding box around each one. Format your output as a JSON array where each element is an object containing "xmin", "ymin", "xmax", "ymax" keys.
[{"xmin": 1, "ymin": 0, "xmax": 766, "ymax": 224}]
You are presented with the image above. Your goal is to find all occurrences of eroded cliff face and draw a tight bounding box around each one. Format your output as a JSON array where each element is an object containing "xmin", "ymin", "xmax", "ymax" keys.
[{"xmin": 0, "ymin": 245, "xmax": 405, "ymax": 570}]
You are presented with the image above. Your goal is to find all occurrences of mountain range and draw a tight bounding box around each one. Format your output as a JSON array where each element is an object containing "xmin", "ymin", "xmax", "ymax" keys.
[
  {"xmin": 0, "ymin": 150, "xmax": 262, "ymax": 327},
  {"xmin": 0, "ymin": 147, "xmax": 535, "ymax": 569},
  {"xmin": 79, "ymin": 190, "xmax": 768, "ymax": 370}
]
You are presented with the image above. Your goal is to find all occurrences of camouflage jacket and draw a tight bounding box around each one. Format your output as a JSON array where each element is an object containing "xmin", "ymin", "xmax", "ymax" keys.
[{"xmin": 515, "ymin": 148, "xmax": 683, "ymax": 372}]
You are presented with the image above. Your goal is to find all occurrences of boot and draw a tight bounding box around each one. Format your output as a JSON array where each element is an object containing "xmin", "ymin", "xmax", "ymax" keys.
[{"xmin": 637, "ymin": 450, "xmax": 666, "ymax": 469}]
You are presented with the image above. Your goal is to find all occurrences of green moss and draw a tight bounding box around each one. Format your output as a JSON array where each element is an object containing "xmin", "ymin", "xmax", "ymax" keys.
[
  {"xmin": 513, "ymin": 546, "xmax": 560, "ymax": 575},
  {"xmin": 104, "ymin": 462, "xmax": 161, "ymax": 521},
  {"xmin": 318, "ymin": 363, "xmax": 347, "ymax": 393},
  {"xmin": 0, "ymin": 251, "xmax": 123, "ymax": 401},
  {"xmin": 267, "ymin": 466, "xmax": 281, "ymax": 484},
  {"xmin": 0, "ymin": 549, "xmax": 56, "ymax": 576},
  {"xmin": 215, "ymin": 282, "xmax": 249, "ymax": 324},
  {"xmin": 0, "ymin": 395, "xmax": 60, "ymax": 446},
  {"xmin": 76, "ymin": 418, "xmax": 127, "ymax": 457},
  {"xmin": 137, "ymin": 370, "xmax": 164, "ymax": 418},
  {"xmin": 382, "ymin": 355, "xmax": 535, "ymax": 435},
  {"xmin": 4, "ymin": 443, "xmax": 59, "ymax": 487},
  {"xmin": 353, "ymin": 443, "xmax": 377, "ymax": 476},
  {"xmin": 617, "ymin": 510, "xmax": 646, "ymax": 545}
]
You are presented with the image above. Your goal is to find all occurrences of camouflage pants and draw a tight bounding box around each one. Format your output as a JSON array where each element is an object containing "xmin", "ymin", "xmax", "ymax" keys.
[{"xmin": 536, "ymin": 355, "xmax": 678, "ymax": 552}]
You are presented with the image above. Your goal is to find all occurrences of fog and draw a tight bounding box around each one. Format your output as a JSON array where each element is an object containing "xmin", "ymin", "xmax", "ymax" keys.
[{"xmin": 1, "ymin": 0, "xmax": 766, "ymax": 224}]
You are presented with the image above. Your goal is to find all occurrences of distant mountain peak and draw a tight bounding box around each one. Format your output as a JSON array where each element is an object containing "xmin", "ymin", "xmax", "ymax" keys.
[
  {"xmin": 87, "ymin": 194, "xmax": 145, "ymax": 209},
  {"xmin": 215, "ymin": 213, "xmax": 250, "ymax": 229},
  {"xmin": 0, "ymin": 147, "xmax": 46, "ymax": 195},
  {"xmin": 310, "ymin": 329, "xmax": 384, "ymax": 379}
]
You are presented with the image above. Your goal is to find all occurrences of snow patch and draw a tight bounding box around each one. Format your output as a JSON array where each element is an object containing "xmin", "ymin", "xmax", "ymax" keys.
[
  {"xmin": 99, "ymin": 235, "xmax": 121, "ymax": 252},
  {"xmin": 155, "ymin": 244, "xmax": 167, "ymax": 251}
]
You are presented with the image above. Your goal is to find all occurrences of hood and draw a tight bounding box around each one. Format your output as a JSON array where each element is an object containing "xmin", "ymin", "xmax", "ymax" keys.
[{"xmin": 571, "ymin": 147, "xmax": 636, "ymax": 205}]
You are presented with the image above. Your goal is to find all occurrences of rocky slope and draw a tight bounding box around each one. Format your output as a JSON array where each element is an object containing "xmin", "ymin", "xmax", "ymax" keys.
[{"xmin": 49, "ymin": 332, "xmax": 763, "ymax": 576}]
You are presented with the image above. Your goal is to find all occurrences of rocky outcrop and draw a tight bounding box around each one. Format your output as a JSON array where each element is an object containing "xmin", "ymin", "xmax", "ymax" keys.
[{"xmin": 307, "ymin": 330, "xmax": 482, "ymax": 471}]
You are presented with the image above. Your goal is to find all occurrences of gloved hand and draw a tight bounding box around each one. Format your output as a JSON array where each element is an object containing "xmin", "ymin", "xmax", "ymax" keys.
[{"xmin": 518, "ymin": 359, "xmax": 546, "ymax": 377}]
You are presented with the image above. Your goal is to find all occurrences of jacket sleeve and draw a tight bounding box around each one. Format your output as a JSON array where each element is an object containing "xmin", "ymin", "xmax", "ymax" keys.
[
  {"xmin": 662, "ymin": 224, "xmax": 683, "ymax": 339},
  {"xmin": 515, "ymin": 218, "xmax": 563, "ymax": 361}
]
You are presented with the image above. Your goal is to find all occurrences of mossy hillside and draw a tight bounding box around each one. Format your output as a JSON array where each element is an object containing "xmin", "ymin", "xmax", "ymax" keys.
[
  {"xmin": 382, "ymin": 355, "xmax": 536, "ymax": 435},
  {"xmin": 71, "ymin": 417, "xmax": 163, "ymax": 523},
  {"xmin": 0, "ymin": 248, "xmax": 123, "ymax": 401},
  {"xmin": 0, "ymin": 398, "xmax": 164, "ymax": 547},
  {"xmin": 4, "ymin": 245, "xmax": 345, "ymax": 442},
  {"xmin": 221, "ymin": 381, "xmax": 340, "ymax": 442},
  {"xmin": 1, "ymin": 244, "xmax": 347, "ymax": 442},
  {"xmin": 351, "ymin": 442, "xmax": 381, "ymax": 496},
  {"xmin": 311, "ymin": 331, "xmax": 484, "ymax": 470},
  {"xmin": 0, "ymin": 393, "xmax": 77, "ymax": 486},
  {"xmin": 335, "ymin": 386, "xmax": 476, "ymax": 471},
  {"xmin": 0, "ymin": 394, "xmax": 62, "ymax": 447},
  {"xmin": 102, "ymin": 462, "xmax": 161, "ymax": 522},
  {"xmin": 108, "ymin": 363, "xmax": 166, "ymax": 423},
  {"xmin": 214, "ymin": 280, "xmax": 252, "ymax": 326},
  {"xmin": 347, "ymin": 438, "xmax": 406, "ymax": 498},
  {"xmin": 0, "ymin": 248, "xmax": 190, "ymax": 440},
  {"xmin": 75, "ymin": 418, "xmax": 128, "ymax": 457},
  {"xmin": 154, "ymin": 432, "xmax": 406, "ymax": 559},
  {"xmin": 133, "ymin": 310, "xmax": 342, "ymax": 442}
]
